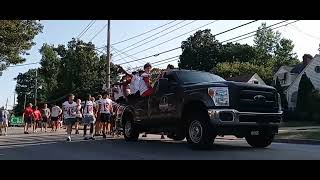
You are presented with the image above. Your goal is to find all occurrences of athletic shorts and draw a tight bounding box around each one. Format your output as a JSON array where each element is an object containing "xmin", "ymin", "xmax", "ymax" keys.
[
  {"xmin": 64, "ymin": 118, "xmax": 76, "ymax": 126},
  {"xmin": 24, "ymin": 117, "xmax": 32, "ymax": 124},
  {"xmin": 51, "ymin": 116, "xmax": 59, "ymax": 121},
  {"xmin": 100, "ymin": 113, "xmax": 111, "ymax": 123},
  {"xmin": 82, "ymin": 115, "xmax": 95, "ymax": 125},
  {"xmin": 75, "ymin": 117, "xmax": 82, "ymax": 123},
  {"xmin": 42, "ymin": 117, "xmax": 48, "ymax": 123}
]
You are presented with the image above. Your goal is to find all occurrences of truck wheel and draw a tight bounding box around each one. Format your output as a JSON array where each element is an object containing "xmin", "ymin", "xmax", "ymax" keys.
[
  {"xmin": 123, "ymin": 119, "xmax": 139, "ymax": 141},
  {"xmin": 186, "ymin": 112, "xmax": 216, "ymax": 147},
  {"xmin": 245, "ymin": 134, "xmax": 274, "ymax": 148}
]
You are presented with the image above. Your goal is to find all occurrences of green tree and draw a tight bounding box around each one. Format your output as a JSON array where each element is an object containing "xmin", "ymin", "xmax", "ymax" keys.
[
  {"xmin": 273, "ymin": 38, "xmax": 299, "ymax": 70},
  {"xmin": 296, "ymin": 73, "xmax": 315, "ymax": 114},
  {"xmin": 0, "ymin": 20, "xmax": 43, "ymax": 68},
  {"xmin": 178, "ymin": 29, "xmax": 222, "ymax": 72},
  {"xmin": 213, "ymin": 62, "xmax": 273, "ymax": 84},
  {"xmin": 38, "ymin": 44, "xmax": 61, "ymax": 102},
  {"xmin": 14, "ymin": 69, "xmax": 44, "ymax": 115},
  {"xmin": 253, "ymin": 23, "xmax": 299, "ymax": 70}
]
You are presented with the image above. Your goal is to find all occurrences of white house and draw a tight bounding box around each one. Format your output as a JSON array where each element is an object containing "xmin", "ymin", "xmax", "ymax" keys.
[
  {"xmin": 286, "ymin": 54, "xmax": 320, "ymax": 110},
  {"xmin": 227, "ymin": 73, "xmax": 266, "ymax": 85},
  {"xmin": 273, "ymin": 65, "xmax": 297, "ymax": 90}
]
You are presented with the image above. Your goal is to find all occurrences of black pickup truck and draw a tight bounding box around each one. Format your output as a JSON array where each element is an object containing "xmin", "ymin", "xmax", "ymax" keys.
[{"xmin": 117, "ymin": 69, "xmax": 282, "ymax": 148}]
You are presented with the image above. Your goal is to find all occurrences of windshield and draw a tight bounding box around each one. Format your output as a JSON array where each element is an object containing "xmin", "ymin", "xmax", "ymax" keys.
[{"xmin": 177, "ymin": 71, "xmax": 225, "ymax": 84}]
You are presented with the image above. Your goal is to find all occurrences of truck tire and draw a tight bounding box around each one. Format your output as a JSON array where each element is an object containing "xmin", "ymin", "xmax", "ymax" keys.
[
  {"xmin": 186, "ymin": 111, "xmax": 216, "ymax": 147},
  {"xmin": 123, "ymin": 117, "xmax": 139, "ymax": 141},
  {"xmin": 245, "ymin": 134, "xmax": 274, "ymax": 148}
]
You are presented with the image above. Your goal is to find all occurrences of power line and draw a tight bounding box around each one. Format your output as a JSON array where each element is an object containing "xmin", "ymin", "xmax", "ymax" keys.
[
  {"xmin": 115, "ymin": 20, "xmax": 258, "ymax": 65},
  {"xmin": 221, "ymin": 20, "xmax": 289, "ymax": 43},
  {"xmin": 213, "ymin": 20, "xmax": 258, "ymax": 37},
  {"xmin": 132, "ymin": 56, "xmax": 180, "ymax": 70},
  {"xmin": 110, "ymin": 46, "xmax": 135, "ymax": 69},
  {"xmin": 8, "ymin": 62, "xmax": 40, "ymax": 68},
  {"xmin": 77, "ymin": 20, "xmax": 94, "ymax": 38},
  {"xmin": 112, "ymin": 20, "xmax": 177, "ymax": 45},
  {"xmin": 226, "ymin": 20, "xmax": 300, "ymax": 43},
  {"xmin": 113, "ymin": 20, "xmax": 190, "ymax": 57},
  {"xmin": 289, "ymin": 24, "xmax": 320, "ymax": 41},
  {"xmin": 113, "ymin": 20, "xmax": 185, "ymax": 57},
  {"xmin": 117, "ymin": 47, "xmax": 181, "ymax": 65},
  {"xmin": 153, "ymin": 58, "xmax": 179, "ymax": 68},
  {"xmin": 90, "ymin": 23, "xmax": 108, "ymax": 42},
  {"xmin": 113, "ymin": 20, "xmax": 219, "ymax": 62},
  {"xmin": 114, "ymin": 20, "xmax": 197, "ymax": 56},
  {"xmin": 77, "ymin": 20, "xmax": 96, "ymax": 39}
]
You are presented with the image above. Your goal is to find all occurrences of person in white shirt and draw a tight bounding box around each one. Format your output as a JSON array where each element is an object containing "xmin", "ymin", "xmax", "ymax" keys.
[
  {"xmin": 82, "ymin": 94, "xmax": 96, "ymax": 140},
  {"xmin": 0, "ymin": 107, "xmax": 9, "ymax": 136},
  {"xmin": 41, "ymin": 104, "xmax": 51, "ymax": 132},
  {"xmin": 62, "ymin": 94, "xmax": 77, "ymax": 141},
  {"xmin": 74, "ymin": 99, "xmax": 82, "ymax": 135},
  {"xmin": 98, "ymin": 92, "xmax": 113, "ymax": 139},
  {"xmin": 95, "ymin": 95, "xmax": 102, "ymax": 136},
  {"xmin": 51, "ymin": 104, "xmax": 62, "ymax": 132}
]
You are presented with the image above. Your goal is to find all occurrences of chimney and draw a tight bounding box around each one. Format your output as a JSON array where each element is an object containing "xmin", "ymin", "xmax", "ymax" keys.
[{"xmin": 302, "ymin": 54, "xmax": 313, "ymax": 66}]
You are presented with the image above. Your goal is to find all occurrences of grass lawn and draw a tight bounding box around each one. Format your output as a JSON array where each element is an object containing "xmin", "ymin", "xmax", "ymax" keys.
[
  {"xmin": 280, "ymin": 121, "xmax": 320, "ymax": 127},
  {"xmin": 276, "ymin": 130, "xmax": 320, "ymax": 140}
]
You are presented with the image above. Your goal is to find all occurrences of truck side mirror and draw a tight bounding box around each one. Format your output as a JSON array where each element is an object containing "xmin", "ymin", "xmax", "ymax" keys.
[{"xmin": 158, "ymin": 78, "xmax": 169, "ymax": 92}]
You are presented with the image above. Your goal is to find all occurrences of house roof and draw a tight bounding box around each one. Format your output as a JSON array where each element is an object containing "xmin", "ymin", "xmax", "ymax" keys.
[
  {"xmin": 287, "ymin": 55, "xmax": 319, "ymax": 93},
  {"xmin": 227, "ymin": 73, "xmax": 255, "ymax": 82},
  {"xmin": 290, "ymin": 63, "xmax": 306, "ymax": 74}
]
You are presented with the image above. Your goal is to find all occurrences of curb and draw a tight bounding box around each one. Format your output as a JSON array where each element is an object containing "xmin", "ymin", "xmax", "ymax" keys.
[{"xmin": 274, "ymin": 138, "xmax": 320, "ymax": 145}]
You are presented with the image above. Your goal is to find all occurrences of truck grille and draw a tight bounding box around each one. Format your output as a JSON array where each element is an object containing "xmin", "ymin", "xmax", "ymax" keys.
[{"xmin": 236, "ymin": 88, "xmax": 278, "ymax": 113}]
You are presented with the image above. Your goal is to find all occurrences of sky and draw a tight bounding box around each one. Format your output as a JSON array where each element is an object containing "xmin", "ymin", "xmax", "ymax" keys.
[{"xmin": 1, "ymin": 20, "xmax": 320, "ymax": 109}]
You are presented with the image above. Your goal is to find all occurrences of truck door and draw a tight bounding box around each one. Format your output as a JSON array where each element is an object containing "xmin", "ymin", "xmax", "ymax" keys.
[
  {"xmin": 162, "ymin": 73, "xmax": 179, "ymax": 126},
  {"xmin": 148, "ymin": 81, "xmax": 167, "ymax": 127}
]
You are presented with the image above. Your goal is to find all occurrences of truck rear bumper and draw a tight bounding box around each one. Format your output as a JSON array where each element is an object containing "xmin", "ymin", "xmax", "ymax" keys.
[{"xmin": 207, "ymin": 109, "xmax": 282, "ymax": 126}]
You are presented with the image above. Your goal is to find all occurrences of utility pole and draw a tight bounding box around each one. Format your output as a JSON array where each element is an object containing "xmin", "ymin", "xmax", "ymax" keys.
[
  {"xmin": 5, "ymin": 98, "xmax": 8, "ymax": 110},
  {"xmin": 106, "ymin": 20, "xmax": 111, "ymax": 92},
  {"xmin": 13, "ymin": 93, "xmax": 15, "ymax": 108},
  {"xmin": 35, "ymin": 69, "xmax": 38, "ymax": 107},
  {"xmin": 24, "ymin": 94, "xmax": 27, "ymax": 109}
]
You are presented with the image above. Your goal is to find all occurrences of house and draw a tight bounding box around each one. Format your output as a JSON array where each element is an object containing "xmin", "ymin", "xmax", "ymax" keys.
[
  {"xmin": 286, "ymin": 54, "xmax": 320, "ymax": 110},
  {"xmin": 273, "ymin": 65, "xmax": 296, "ymax": 91},
  {"xmin": 227, "ymin": 73, "xmax": 266, "ymax": 85}
]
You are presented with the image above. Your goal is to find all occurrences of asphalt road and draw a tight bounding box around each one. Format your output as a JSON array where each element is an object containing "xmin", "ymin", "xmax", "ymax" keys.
[{"xmin": 0, "ymin": 128, "xmax": 320, "ymax": 160}]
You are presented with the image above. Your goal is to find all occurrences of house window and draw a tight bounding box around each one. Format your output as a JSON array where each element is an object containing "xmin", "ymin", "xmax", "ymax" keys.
[
  {"xmin": 253, "ymin": 80, "xmax": 259, "ymax": 84},
  {"xmin": 315, "ymin": 66, "xmax": 320, "ymax": 73}
]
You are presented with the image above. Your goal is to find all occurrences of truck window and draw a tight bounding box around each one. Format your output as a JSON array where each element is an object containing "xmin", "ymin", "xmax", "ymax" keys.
[{"xmin": 177, "ymin": 71, "xmax": 225, "ymax": 84}]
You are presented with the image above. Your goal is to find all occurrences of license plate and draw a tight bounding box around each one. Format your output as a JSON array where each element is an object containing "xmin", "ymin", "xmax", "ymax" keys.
[{"xmin": 251, "ymin": 131, "xmax": 259, "ymax": 135}]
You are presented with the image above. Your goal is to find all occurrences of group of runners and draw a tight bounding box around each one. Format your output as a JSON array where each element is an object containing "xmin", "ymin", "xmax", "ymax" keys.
[{"xmin": 21, "ymin": 62, "xmax": 173, "ymax": 141}]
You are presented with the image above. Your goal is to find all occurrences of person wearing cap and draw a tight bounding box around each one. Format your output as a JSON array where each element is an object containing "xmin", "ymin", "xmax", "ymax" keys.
[{"xmin": 62, "ymin": 94, "xmax": 77, "ymax": 141}]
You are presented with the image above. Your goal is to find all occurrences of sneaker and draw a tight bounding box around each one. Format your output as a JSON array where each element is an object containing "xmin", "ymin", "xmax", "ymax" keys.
[
  {"xmin": 84, "ymin": 137, "xmax": 89, "ymax": 140},
  {"xmin": 67, "ymin": 137, "xmax": 71, "ymax": 142}
]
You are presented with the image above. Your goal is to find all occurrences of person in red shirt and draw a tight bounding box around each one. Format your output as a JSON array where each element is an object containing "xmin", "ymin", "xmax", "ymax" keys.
[
  {"xmin": 32, "ymin": 106, "xmax": 42, "ymax": 133},
  {"xmin": 140, "ymin": 63, "xmax": 153, "ymax": 97},
  {"xmin": 23, "ymin": 103, "xmax": 34, "ymax": 134}
]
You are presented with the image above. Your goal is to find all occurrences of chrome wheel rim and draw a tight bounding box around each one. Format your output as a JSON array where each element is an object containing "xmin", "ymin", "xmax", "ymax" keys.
[
  {"xmin": 124, "ymin": 121, "xmax": 132, "ymax": 137},
  {"xmin": 189, "ymin": 120, "xmax": 203, "ymax": 143}
]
